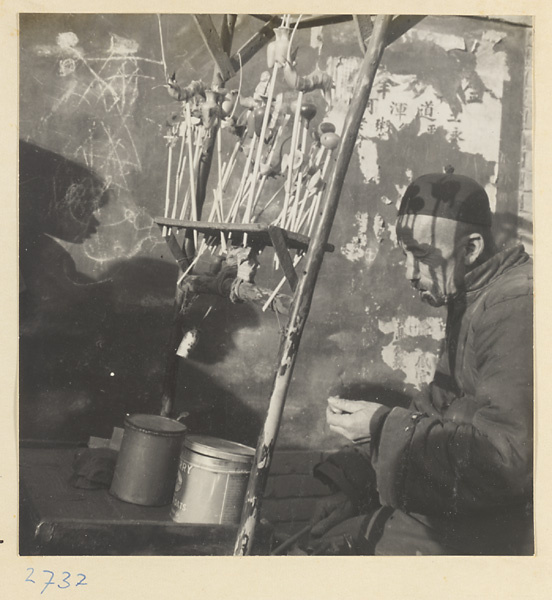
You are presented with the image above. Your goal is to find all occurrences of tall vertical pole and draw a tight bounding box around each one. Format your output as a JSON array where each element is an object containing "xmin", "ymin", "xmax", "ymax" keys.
[{"xmin": 233, "ymin": 14, "xmax": 393, "ymax": 556}]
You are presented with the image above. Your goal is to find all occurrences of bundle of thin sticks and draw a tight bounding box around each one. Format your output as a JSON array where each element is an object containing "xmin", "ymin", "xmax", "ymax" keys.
[{"xmin": 161, "ymin": 14, "xmax": 339, "ymax": 306}]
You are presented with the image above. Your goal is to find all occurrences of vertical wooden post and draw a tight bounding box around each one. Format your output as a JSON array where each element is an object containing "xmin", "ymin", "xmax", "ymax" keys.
[
  {"xmin": 160, "ymin": 284, "xmax": 189, "ymax": 417},
  {"xmin": 233, "ymin": 14, "xmax": 393, "ymax": 556},
  {"xmin": 220, "ymin": 14, "xmax": 237, "ymax": 55}
]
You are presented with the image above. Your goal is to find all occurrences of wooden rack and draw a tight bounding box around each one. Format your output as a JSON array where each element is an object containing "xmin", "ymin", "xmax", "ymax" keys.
[{"xmin": 154, "ymin": 218, "xmax": 334, "ymax": 292}]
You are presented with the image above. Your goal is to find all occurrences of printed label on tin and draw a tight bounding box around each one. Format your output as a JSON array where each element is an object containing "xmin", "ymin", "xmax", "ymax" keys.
[
  {"xmin": 178, "ymin": 459, "xmax": 195, "ymax": 475},
  {"xmin": 172, "ymin": 453, "xmax": 251, "ymax": 524},
  {"xmin": 173, "ymin": 498, "xmax": 187, "ymax": 512},
  {"xmin": 175, "ymin": 460, "xmax": 194, "ymax": 493}
]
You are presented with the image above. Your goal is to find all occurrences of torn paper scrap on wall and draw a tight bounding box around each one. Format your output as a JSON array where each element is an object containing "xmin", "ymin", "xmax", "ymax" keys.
[
  {"xmin": 378, "ymin": 316, "xmax": 445, "ymax": 389},
  {"xmin": 352, "ymin": 25, "xmax": 509, "ymax": 208},
  {"xmin": 341, "ymin": 211, "xmax": 382, "ymax": 267},
  {"xmin": 341, "ymin": 210, "xmax": 388, "ymax": 265}
]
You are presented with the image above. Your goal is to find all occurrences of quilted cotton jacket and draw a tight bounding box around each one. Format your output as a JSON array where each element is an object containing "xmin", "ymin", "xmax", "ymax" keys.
[{"xmin": 315, "ymin": 245, "xmax": 533, "ymax": 554}]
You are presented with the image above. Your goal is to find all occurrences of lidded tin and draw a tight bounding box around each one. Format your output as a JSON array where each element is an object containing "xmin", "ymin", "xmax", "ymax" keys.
[
  {"xmin": 171, "ymin": 435, "xmax": 255, "ymax": 525},
  {"xmin": 110, "ymin": 414, "xmax": 186, "ymax": 506}
]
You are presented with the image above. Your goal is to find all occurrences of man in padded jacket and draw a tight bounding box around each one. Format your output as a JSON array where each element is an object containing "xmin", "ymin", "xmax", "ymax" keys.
[{"xmin": 309, "ymin": 169, "xmax": 533, "ymax": 555}]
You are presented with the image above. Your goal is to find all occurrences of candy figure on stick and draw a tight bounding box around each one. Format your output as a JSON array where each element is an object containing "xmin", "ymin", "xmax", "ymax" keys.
[
  {"xmin": 220, "ymin": 90, "xmax": 241, "ymax": 136},
  {"xmin": 233, "ymin": 95, "xmax": 257, "ymax": 143},
  {"xmin": 282, "ymin": 43, "xmax": 334, "ymax": 106},
  {"xmin": 221, "ymin": 90, "xmax": 239, "ymax": 118},
  {"xmin": 254, "ymin": 71, "xmax": 271, "ymax": 102},
  {"xmin": 267, "ymin": 25, "xmax": 292, "ymax": 68},
  {"xmin": 165, "ymin": 73, "xmax": 206, "ymax": 102},
  {"xmin": 283, "ymin": 63, "xmax": 334, "ymax": 97}
]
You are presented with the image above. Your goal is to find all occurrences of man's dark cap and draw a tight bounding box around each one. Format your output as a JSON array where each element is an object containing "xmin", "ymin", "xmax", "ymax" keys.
[{"xmin": 398, "ymin": 167, "xmax": 492, "ymax": 227}]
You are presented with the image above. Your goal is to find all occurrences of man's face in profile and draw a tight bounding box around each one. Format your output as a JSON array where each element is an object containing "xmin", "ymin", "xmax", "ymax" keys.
[{"xmin": 396, "ymin": 214, "xmax": 467, "ymax": 307}]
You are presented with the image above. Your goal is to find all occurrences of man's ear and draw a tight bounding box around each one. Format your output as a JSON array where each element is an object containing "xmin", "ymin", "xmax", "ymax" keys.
[{"xmin": 464, "ymin": 233, "xmax": 485, "ymax": 266}]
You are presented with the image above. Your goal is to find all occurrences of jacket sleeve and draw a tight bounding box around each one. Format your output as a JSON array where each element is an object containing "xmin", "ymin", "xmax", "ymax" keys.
[
  {"xmin": 312, "ymin": 407, "xmax": 391, "ymax": 510},
  {"xmin": 313, "ymin": 444, "xmax": 381, "ymax": 512},
  {"xmin": 371, "ymin": 291, "xmax": 533, "ymax": 516}
]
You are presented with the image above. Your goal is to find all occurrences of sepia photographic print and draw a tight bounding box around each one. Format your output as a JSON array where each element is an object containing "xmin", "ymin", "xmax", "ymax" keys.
[{"xmin": 17, "ymin": 8, "xmax": 537, "ymax": 572}]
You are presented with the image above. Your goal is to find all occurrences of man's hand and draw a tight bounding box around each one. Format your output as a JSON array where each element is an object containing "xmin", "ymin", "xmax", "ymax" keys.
[
  {"xmin": 310, "ymin": 491, "xmax": 356, "ymax": 538},
  {"xmin": 326, "ymin": 397, "xmax": 384, "ymax": 443}
]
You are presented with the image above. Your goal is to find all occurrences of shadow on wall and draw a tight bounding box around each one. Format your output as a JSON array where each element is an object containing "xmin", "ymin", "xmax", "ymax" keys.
[
  {"xmin": 19, "ymin": 140, "xmax": 111, "ymax": 306},
  {"xmin": 493, "ymin": 211, "xmax": 533, "ymax": 251},
  {"xmin": 19, "ymin": 141, "xmax": 262, "ymax": 445},
  {"xmin": 171, "ymin": 299, "xmax": 264, "ymax": 448}
]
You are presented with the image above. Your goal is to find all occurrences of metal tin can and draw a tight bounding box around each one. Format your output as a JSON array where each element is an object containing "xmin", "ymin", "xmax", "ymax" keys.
[
  {"xmin": 110, "ymin": 414, "xmax": 186, "ymax": 506},
  {"xmin": 171, "ymin": 435, "xmax": 255, "ymax": 524}
]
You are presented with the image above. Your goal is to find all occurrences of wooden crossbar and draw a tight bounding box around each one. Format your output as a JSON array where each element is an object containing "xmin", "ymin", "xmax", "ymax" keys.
[
  {"xmin": 193, "ymin": 15, "xmax": 236, "ymax": 81},
  {"xmin": 154, "ymin": 217, "xmax": 335, "ymax": 253}
]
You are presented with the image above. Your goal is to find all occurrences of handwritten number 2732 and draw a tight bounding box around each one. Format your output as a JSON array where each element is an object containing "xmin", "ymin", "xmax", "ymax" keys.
[{"xmin": 24, "ymin": 568, "xmax": 87, "ymax": 592}]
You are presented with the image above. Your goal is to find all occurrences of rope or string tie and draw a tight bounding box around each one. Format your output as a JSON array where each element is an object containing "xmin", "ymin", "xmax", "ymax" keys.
[{"xmin": 287, "ymin": 14, "xmax": 303, "ymax": 63}]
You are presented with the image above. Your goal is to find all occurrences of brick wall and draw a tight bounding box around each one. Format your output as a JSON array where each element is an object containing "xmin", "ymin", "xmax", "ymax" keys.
[{"xmin": 260, "ymin": 450, "xmax": 333, "ymax": 535}]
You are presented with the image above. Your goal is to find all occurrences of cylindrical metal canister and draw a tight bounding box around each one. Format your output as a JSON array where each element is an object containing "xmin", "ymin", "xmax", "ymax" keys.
[
  {"xmin": 110, "ymin": 414, "xmax": 186, "ymax": 506},
  {"xmin": 171, "ymin": 435, "xmax": 255, "ymax": 524}
]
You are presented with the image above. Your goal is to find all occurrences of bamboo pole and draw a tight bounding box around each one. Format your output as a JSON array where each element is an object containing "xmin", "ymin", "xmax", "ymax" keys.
[{"xmin": 233, "ymin": 14, "xmax": 392, "ymax": 556}]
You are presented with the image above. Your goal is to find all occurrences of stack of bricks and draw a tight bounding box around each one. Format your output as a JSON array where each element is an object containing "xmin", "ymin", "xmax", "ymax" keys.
[{"xmin": 260, "ymin": 450, "xmax": 333, "ymax": 536}]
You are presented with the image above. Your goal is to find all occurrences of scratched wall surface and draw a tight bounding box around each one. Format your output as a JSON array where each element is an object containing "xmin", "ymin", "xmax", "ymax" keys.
[{"xmin": 19, "ymin": 15, "xmax": 531, "ymax": 450}]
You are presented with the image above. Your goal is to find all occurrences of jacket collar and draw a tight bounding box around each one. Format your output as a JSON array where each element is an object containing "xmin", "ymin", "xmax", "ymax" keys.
[{"xmin": 460, "ymin": 244, "xmax": 529, "ymax": 297}]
